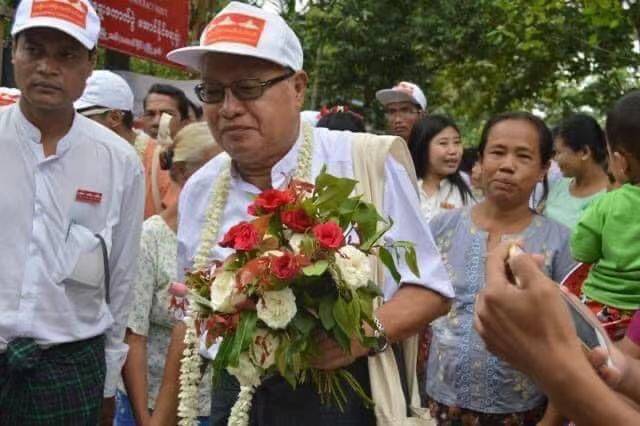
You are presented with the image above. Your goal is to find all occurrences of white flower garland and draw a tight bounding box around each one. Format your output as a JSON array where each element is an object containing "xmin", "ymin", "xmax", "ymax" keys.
[
  {"xmin": 178, "ymin": 316, "xmax": 202, "ymax": 426},
  {"xmin": 228, "ymin": 386, "xmax": 256, "ymax": 425},
  {"xmin": 178, "ymin": 123, "xmax": 314, "ymax": 425}
]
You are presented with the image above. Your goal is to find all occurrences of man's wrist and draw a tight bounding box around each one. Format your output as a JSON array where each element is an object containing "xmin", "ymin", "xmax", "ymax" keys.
[{"xmin": 367, "ymin": 313, "xmax": 389, "ymax": 356}]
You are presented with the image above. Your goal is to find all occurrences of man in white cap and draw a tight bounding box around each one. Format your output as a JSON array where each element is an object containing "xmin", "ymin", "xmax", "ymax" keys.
[
  {"xmin": 75, "ymin": 71, "xmax": 183, "ymax": 221},
  {"xmin": 75, "ymin": 70, "xmax": 140, "ymax": 150},
  {"xmin": 0, "ymin": 1, "xmax": 144, "ymax": 424},
  {"xmin": 166, "ymin": 2, "xmax": 452, "ymax": 425},
  {"xmin": 376, "ymin": 81, "xmax": 427, "ymax": 144}
]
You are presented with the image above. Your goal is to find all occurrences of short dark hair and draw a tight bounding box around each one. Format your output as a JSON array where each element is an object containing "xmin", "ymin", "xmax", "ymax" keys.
[
  {"xmin": 556, "ymin": 113, "xmax": 607, "ymax": 167},
  {"xmin": 122, "ymin": 110, "xmax": 134, "ymax": 130},
  {"xmin": 460, "ymin": 147, "xmax": 479, "ymax": 174},
  {"xmin": 478, "ymin": 111, "xmax": 554, "ymax": 207},
  {"xmin": 143, "ymin": 84, "xmax": 190, "ymax": 120},
  {"xmin": 188, "ymin": 99, "xmax": 203, "ymax": 120},
  {"xmin": 606, "ymin": 90, "xmax": 640, "ymax": 161},
  {"xmin": 316, "ymin": 112, "xmax": 365, "ymax": 132},
  {"xmin": 408, "ymin": 114, "xmax": 474, "ymax": 204},
  {"xmin": 479, "ymin": 111, "xmax": 554, "ymax": 165}
]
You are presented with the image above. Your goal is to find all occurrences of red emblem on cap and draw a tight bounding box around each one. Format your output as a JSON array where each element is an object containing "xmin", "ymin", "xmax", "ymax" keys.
[
  {"xmin": 76, "ymin": 189, "xmax": 102, "ymax": 204},
  {"xmin": 31, "ymin": 0, "xmax": 88, "ymax": 29},
  {"xmin": 204, "ymin": 13, "xmax": 266, "ymax": 47}
]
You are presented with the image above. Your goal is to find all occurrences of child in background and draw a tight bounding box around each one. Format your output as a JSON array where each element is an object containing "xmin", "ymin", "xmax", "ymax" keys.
[
  {"xmin": 571, "ymin": 90, "xmax": 640, "ymax": 335},
  {"xmin": 541, "ymin": 90, "xmax": 640, "ymax": 426}
]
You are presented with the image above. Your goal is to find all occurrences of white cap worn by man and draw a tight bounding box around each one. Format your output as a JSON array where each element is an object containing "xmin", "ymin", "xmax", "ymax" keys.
[
  {"xmin": 158, "ymin": 2, "xmax": 452, "ymax": 425},
  {"xmin": 74, "ymin": 70, "xmax": 142, "ymax": 148},
  {"xmin": 75, "ymin": 70, "xmax": 135, "ymax": 114},
  {"xmin": 376, "ymin": 81, "xmax": 427, "ymax": 143},
  {"xmin": 1, "ymin": 0, "xmax": 144, "ymax": 423}
]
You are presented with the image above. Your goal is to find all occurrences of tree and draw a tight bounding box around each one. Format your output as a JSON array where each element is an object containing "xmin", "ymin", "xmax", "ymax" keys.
[{"xmin": 293, "ymin": 0, "xmax": 640, "ymax": 138}]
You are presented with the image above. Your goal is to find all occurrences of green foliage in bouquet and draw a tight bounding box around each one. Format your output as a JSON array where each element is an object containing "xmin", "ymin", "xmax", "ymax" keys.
[{"xmin": 183, "ymin": 168, "xmax": 419, "ymax": 409}]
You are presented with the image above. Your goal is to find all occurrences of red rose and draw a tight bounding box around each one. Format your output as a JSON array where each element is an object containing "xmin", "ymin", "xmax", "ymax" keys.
[
  {"xmin": 219, "ymin": 222, "xmax": 260, "ymax": 251},
  {"xmin": 280, "ymin": 208, "xmax": 314, "ymax": 232},
  {"xmin": 270, "ymin": 251, "xmax": 300, "ymax": 280},
  {"xmin": 248, "ymin": 189, "xmax": 295, "ymax": 215},
  {"xmin": 312, "ymin": 221, "xmax": 344, "ymax": 250}
]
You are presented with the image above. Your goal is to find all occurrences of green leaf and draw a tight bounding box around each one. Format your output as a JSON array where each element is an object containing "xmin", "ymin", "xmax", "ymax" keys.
[
  {"xmin": 212, "ymin": 335, "xmax": 235, "ymax": 381},
  {"xmin": 332, "ymin": 326, "xmax": 351, "ymax": 351},
  {"xmin": 360, "ymin": 216, "xmax": 393, "ymax": 252},
  {"xmin": 393, "ymin": 241, "xmax": 421, "ymax": 277},
  {"xmin": 353, "ymin": 201, "xmax": 383, "ymax": 244},
  {"xmin": 314, "ymin": 169, "xmax": 358, "ymax": 212},
  {"xmin": 292, "ymin": 312, "xmax": 316, "ymax": 337},
  {"xmin": 357, "ymin": 292, "xmax": 374, "ymax": 319},
  {"xmin": 227, "ymin": 310, "xmax": 257, "ymax": 368},
  {"xmin": 360, "ymin": 279, "xmax": 383, "ymax": 297},
  {"xmin": 379, "ymin": 246, "xmax": 401, "ymax": 284},
  {"xmin": 332, "ymin": 294, "xmax": 361, "ymax": 339},
  {"xmin": 302, "ymin": 260, "xmax": 329, "ymax": 276},
  {"xmin": 319, "ymin": 295, "xmax": 336, "ymax": 330},
  {"xmin": 338, "ymin": 197, "xmax": 360, "ymax": 214}
]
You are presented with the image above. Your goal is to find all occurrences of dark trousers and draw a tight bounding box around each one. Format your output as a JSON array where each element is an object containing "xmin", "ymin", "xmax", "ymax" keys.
[
  {"xmin": 210, "ymin": 357, "xmax": 375, "ymax": 426},
  {"xmin": 0, "ymin": 335, "xmax": 106, "ymax": 425}
]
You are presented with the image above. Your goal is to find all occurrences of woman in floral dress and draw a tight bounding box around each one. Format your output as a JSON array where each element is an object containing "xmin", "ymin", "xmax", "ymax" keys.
[
  {"xmin": 424, "ymin": 112, "xmax": 577, "ymax": 425},
  {"xmin": 116, "ymin": 122, "xmax": 221, "ymax": 425}
]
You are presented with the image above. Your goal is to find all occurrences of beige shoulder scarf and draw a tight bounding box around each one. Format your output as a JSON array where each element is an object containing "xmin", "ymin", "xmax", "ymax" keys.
[{"xmin": 351, "ymin": 133, "xmax": 435, "ymax": 426}]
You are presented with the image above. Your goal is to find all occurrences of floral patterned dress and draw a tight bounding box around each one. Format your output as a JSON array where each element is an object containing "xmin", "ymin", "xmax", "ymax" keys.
[
  {"xmin": 120, "ymin": 215, "xmax": 211, "ymax": 416},
  {"xmin": 425, "ymin": 207, "xmax": 576, "ymax": 425}
]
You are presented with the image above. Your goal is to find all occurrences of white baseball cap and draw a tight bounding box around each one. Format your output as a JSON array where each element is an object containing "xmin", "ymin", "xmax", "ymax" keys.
[
  {"xmin": 167, "ymin": 1, "xmax": 303, "ymax": 72},
  {"xmin": 0, "ymin": 88, "xmax": 21, "ymax": 106},
  {"xmin": 376, "ymin": 82, "xmax": 427, "ymax": 110},
  {"xmin": 11, "ymin": 0, "xmax": 100, "ymax": 50},
  {"xmin": 74, "ymin": 71, "xmax": 134, "ymax": 113}
]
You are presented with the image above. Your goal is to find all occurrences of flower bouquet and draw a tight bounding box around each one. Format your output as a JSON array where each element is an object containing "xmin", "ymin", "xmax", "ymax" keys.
[{"xmin": 172, "ymin": 168, "xmax": 419, "ymax": 425}]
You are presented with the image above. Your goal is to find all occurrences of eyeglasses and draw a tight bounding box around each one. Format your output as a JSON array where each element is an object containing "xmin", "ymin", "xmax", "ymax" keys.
[
  {"xmin": 384, "ymin": 106, "xmax": 420, "ymax": 119},
  {"xmin": 195, "ymin": 71, "xmax": 295, "ymax": 104}
]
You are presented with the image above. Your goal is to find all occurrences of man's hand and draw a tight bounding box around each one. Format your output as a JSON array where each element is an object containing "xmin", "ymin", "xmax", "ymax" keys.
[
  {"xmin": 473, "ymin": 241, "xmax": 583, "ymax": 379},
  {"xmin": 100, "ymin": 396, "xmax": 116, "ymax": 426},
  {"xmin": 310, "ymin": 333, "xmax": 369, "ymax": 371}
]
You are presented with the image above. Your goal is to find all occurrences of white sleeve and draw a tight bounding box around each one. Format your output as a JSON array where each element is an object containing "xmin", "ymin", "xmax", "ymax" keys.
[
  {"xmin": 103, "ymin": 165, "xmax": 145, "ymax": 397},
  {"xmin": 381, "ymin": 156, "xmax": 455, "ymax": 300}
]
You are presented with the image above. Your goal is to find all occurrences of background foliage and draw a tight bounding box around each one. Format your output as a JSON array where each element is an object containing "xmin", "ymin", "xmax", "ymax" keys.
[{"xmin": 4, "ymin": 0, "xmax": 639, "ymax": 141}]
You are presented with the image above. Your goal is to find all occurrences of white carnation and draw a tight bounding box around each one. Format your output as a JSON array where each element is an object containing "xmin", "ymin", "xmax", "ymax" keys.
[
  {"xmin": 227, "ymin": 353, "xmax": 261, "ymax": 387},
  {"xmin": 210, "ymin": 270, "xmax": 245, "ymax": 313},
  {"xmin": 288, "ymin": 233, "xmax": 307, "ymax": 254},
  {"xmin": 249, "ymin": 328, "xmax": 280, "ymax": 369},
  {"xmin": 331, "ymin": 245, "xmax": 371, "ymax": 290},
  {"xmin": 256, "ymin": 288, "xmax": 297, "ymax": 329}
]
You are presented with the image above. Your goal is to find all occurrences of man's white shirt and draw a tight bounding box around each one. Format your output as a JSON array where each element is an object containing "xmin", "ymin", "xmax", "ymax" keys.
[
  {"xmin": 177, "ymin": 124, "xmax": 454, "ymax": 302},
  {"xmin": 0, "ymin": 104, "xmax": 144, "ymax": 397}
]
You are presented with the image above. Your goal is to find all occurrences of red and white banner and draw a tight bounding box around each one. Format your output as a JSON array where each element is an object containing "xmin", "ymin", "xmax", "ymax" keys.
[{"xmin": 94, "ymin": 0, "xmax": 190, "ymax": 67}]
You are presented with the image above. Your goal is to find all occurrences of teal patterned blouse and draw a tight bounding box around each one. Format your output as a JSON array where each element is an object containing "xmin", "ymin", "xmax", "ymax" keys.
[{"xmin": 425, "ymin": 207, "xmax": 576, "ymax": 413}]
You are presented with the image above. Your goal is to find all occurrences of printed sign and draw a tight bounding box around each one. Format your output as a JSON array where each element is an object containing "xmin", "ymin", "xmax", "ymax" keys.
[{"xmin": 94, "ymin": 0, "xmax": 189, "ymax": 67}]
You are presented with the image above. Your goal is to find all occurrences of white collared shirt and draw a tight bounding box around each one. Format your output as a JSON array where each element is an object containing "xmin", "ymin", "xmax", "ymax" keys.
[
  {"xmin": 177, "ymin": 125, "xmax": 454, "ymax": 301},
  {"xmin": 418, "ymin": 178, "xmax": 473, "ymax": 222},
  {"xmin": 0, "ymin": 104, "xmax": 145, "ymax": 397}
]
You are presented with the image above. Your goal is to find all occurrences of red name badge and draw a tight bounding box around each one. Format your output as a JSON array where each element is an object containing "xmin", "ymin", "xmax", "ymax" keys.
[{"xmin": 76, "ymin": 189, "xmax": 102, "ymax": 204}]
